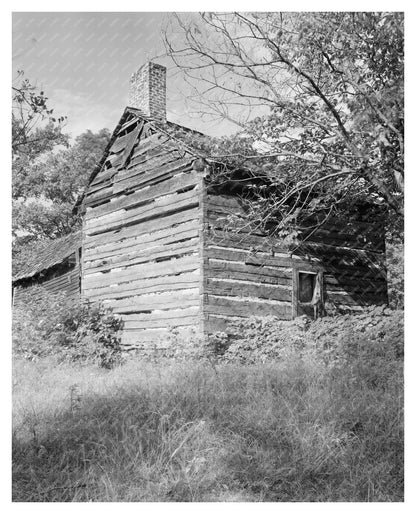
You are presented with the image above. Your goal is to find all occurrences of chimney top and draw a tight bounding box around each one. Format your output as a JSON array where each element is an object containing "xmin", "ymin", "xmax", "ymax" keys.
[{"xmin": 128, "ymin": 62, "xmax": 166, "ymax": 123}]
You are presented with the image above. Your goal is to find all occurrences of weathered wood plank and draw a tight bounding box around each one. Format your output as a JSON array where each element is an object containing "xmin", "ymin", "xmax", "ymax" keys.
[
  {"xmin": 307, "ymin": 231, "xmax": 385, "ymax": 252},
  {"xmin": 302, "ymin": 258, "xmax": 386, "ymax": 279},
  {"xmin": 86, "ymin": 171, "xmax": 199, "ymax": 221},
  {"xmin": 84, "ymin": 228, "xmax": 198, "ymax": 263},
  {"xmin": 205, "ymin": 278, "xmax": 292, "ymax": 302},
  {"xmin": 83, "ymin": 271, "xmax": 200, "ymax": 300},
  {"xmin": 84, "ymin": 207, "xmax": 200, "ymax": 250},
  {"xmin": 324, "ymin": 275, "xmax": 388, "ymax": 294},
  {"xmin": 87, "ymin": 177, "xmax": 114, "ymax": 195},
  {"xmin": 207, "ymin": 195, "xmax": 246, "ymax": 214},
  {"xmin": 206, "ymin": 246, "xmax": 296, "ymax": 268},
  {"xmin": 104, "ymin": 289, "xmax": 200, "ymax": 314},
  {"xmin": 113, "ymin": 158, "xmax": 194, "ymax": 194},
  {"xmin": 109, "ymin": 152, "xmax": 125, "ymax": 170},
  {"xmin": 208, "ymin": 222, "xmax": 384, "ymax": 253},
  {"xmin": 205, "ymin": 295, "xmax": 292, "ymax": 318},
  {"xmin": 108, "ymin": 131, "xmax": 130, "ymax": 153},
  {"xmin": 326, "ymin": 291, "xmax": 387, "ymax": 306},
  {"xmin": 85, "ymin": 186, "xmax": 115, "ymax": 208},
  {"xmin": 84, "ymin": 237, "xmax": 199, "ymax": 274},
  {"xmin": 120, "ymin": 149, "xmax": 184, "ymax": 181},
  {"xmin": 206, "ymin": 213, "xmax": 263, "ymax": 234},
  {"xmin": 128, "ymin": 132, "xmax": 168, "ymax": 158},
  {"xmin": 206, "ymin": 267, "xmax": 292, "ymax": 286},
  {"xmin": 90, "ymin": 166, "xmax": 117, "ymax": 187},
  {"xmin": 206, "ymin": 230, "xmax": 281, "ymax": 252},
  {"xmin": 119, "ymin": 115, "xmax": 141, "ymax": 134},
  {"xmin": 85, "ymin": 190, "xmax": 199, "ymax": 236},
  {"xmin": 117, "ymin": 121, "xmax": 144, "ymax": 169},
  {"xmin": 119, "ymin": 140, "xmax": 179, "ymax": 173},
  {"xmin": 83, "ymin": 254, "xmax": 199, "ymax": 289},
  {"xmin": 206, "ymin": 259, "xmax": 293, "ymax": 280},
  {"xmin": 120, "ymin": 306, "xmax": 199, "ymax": 323},
  {"xmin": 14, "ymin": 267, "xmax": 80, "ymax": 304},
  {"xmin": 84, "ymin": 224, "xmax": 199, "ymax": 261}
]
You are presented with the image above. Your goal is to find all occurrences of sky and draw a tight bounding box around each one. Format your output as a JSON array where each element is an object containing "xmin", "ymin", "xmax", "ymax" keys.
[{"xmin": 12, "ymin": 12, "xmax": 237, "ymax": 140}]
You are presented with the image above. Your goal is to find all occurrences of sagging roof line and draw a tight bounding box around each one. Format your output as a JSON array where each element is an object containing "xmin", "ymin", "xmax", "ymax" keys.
[{"xmin": 13, "ymin": 231, "xmax": 82, "ymax": 283}]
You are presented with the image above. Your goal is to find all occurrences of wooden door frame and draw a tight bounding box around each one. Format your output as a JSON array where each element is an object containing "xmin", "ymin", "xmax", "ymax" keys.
[{"xmin": 291, "ymin": 261, "xmax": 324, "ymax": 319}]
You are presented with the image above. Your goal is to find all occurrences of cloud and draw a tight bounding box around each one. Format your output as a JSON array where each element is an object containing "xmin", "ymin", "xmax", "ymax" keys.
[{"xmin": 48, "ymin": 88, "xmax": 123, "ymax": 140}]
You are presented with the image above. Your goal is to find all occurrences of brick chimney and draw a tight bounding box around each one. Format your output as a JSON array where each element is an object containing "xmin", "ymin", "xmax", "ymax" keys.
[{"xmin": 128, "ymin": 62, "xmax": 166, "ymax": 123}]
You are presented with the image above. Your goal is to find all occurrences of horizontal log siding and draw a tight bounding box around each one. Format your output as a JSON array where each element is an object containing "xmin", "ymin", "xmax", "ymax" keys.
[
  {"xmin": 13, "ymin": 265, "xmax": 80, "ymax": 306},
  {"xmin": 202, "ymin": 194, "xmax": 294, "ymax": 335},
  {"xmin": 82, "ymin": 123, "xmax": 203, "ymax": 348},
  {"xmin": 318, "ymin": 260, "xmax": 387, "ymax": 310},
  {"xmin": 202, "ymin": 192, "xmax": 388, "ymax": 332},
  {"xmin": 293, "ymin": 220, "xmax": 388, "ymax": 311}
]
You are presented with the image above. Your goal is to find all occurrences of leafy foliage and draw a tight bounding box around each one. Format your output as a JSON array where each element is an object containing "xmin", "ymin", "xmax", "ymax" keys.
[
  {"xmin": 13, "ymin": 288, "xmax": 123, "ymax": 368},
  {"xmin": 165, "ymin": 12, "xmax": 404, "ymax": 242},
  {"xmin": 220, "ymin": 306, "xmax": 404, "ymax": 379},
  {"xmin": 12, "ymin": 70, "xmax": 67, "ymax": 156},
  {"xmin": 386, "ymin": 242, "xmax": 404, "ymax": 309},
  {"xmin": 12, "ymin": 72, "xmax": 110, "ymax": 263},
  {"xmin": 12, "ymin": 127, "xmax": 111, "ymax": 275},
  {"xmin": 13, "ymin": 128, "xmax": 111, "ymax": 237}
]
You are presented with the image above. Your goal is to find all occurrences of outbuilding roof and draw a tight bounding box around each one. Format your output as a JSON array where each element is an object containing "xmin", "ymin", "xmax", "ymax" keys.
[{"xmin": 12, "ymin": 231, "xmax": 81, "ymax": 283}]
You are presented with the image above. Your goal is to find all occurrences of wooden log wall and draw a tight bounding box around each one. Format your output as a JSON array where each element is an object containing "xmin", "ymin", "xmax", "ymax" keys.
[
  {"xmin": 13, "ymin": 264, "xmax": 80, "ymax": 307},
  {"xmin": 82, "ymin": 116, "xmax": 204, "ymax": 349},
  {"xmin": 300, "ymin": 221, "xmax": 388, "ymax": 312},
  {"xmin": 202, "ymin": 193, "xmax": 294, "ymax": 335},
  {"xmin": 81, "ymin": 113, "xmax": 388, "ymax": 346},
  {"xmin": 201, "ymin": 192, "xmax": 388, "ymax": 334}
]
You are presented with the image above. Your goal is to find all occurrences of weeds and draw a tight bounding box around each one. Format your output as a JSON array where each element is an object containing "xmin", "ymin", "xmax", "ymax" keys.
[
  {"xmin": 12, "ymin": 353, "xmax": 403, "ymax": 502},
  {"xmin": 13, "ymin": 289, "xmax": 123, "ymax": 368}
]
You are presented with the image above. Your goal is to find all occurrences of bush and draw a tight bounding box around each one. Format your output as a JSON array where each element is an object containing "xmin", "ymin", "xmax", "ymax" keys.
[
  {"xmin": 220, "ymin": 306, "xmax": 404, "ymax": 374},
  {"xmin": 220, "ymin": 316, "xmax": 309, "ymax": 365},
  {"xmin": 13, "ymin": 287, "xmax": 123, "ymax": 368},
  {"xmin": 386, "ymin": 242, "xmax": 404, "ymax": 310},
  {"xmin": 304, "ymin": 305, "xmax": 404, "ymax": 362}
]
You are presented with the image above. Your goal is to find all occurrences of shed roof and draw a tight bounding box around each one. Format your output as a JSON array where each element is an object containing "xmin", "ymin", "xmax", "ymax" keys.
[{"xmin": 13, "ymin": 231, "xmax": 81, "ymax": 283}]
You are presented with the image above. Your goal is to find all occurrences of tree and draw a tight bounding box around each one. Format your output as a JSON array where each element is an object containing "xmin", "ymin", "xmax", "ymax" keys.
[
  {"xmin": 164, "ymin": 12, "xmax": 404, "ymax": 243},
  {"xmin": 13, "ymin": 128, "xmax": 111, "ymax": 242},
  {"xmin": 12, "ymin": 70, "xmax": 67, "ymax": 156}
]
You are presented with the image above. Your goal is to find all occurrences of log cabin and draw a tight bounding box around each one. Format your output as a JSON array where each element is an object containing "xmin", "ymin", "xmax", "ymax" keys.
[{"xmin": 13, "ymin": 62, "xmax": 388, "ymax": 349}]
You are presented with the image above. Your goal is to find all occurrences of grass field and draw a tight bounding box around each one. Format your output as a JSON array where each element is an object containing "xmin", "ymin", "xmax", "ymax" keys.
[{"xmin": 12, "ymin": 353, "xmax": 403, "ymax": 502}]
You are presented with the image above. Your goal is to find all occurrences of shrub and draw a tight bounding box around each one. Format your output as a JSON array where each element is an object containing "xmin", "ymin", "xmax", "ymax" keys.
[
  {"xmin": 220, "ymin": 306, "xmax": 404, "ymax": 373},
  {"xmin": 386, "ymin": 242, "xmax": 404, "ymax": 310},
  {"xmin": 141, "ymin": 328, "xmax": 230, "ymax": 364},
  {"xmin": 12, "ymin": 287, "xmax": 123, "ymax": 368},
  {"xmin": 220, "ymin": 316, "xmax": 309, "ymax": 365}
]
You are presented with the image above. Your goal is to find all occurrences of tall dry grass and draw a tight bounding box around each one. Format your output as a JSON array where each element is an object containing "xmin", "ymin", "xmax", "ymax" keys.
[{"xmin": 12, "ymin": 353, "xmax": 403, "ymax": 502}]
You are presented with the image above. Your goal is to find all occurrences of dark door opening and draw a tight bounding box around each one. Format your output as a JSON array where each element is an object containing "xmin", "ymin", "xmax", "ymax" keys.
[
  {"xmin": 298, "ymin": 272, "xmax": 316, "ymax": 303},
  {"xmin": 294, "ymin": 270, "xmax": 324, "ymax": 319}
]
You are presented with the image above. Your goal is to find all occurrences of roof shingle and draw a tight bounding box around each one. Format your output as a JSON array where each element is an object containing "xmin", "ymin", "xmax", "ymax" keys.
[{"xmin": 13, "ymin": 231, "xmax": 81, "ymax": 282}]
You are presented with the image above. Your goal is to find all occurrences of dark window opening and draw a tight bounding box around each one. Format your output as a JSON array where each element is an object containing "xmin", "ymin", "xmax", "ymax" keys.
[{"xmin": 298, "ymin": 272, "xmax": 317, "ymax": 303}]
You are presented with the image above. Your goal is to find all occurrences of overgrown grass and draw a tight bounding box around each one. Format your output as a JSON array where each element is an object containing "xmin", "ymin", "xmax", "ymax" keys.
[{"xmin": 12, "ymin": 353, "xmax": 403, "ymax": 502}]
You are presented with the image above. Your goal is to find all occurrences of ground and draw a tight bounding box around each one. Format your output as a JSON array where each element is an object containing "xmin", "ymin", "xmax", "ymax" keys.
[{"xmin": 12, "ymin": 353, "xmax": 403, "ymax": 502}]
